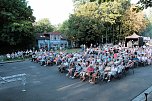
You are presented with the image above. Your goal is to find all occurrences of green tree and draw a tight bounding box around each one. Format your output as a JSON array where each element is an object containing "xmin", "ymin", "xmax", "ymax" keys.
[
  {"xmin": 148, "ymin": 9, "xmax": 152, "ymax": 23},
  {"xmin": 34, "ymin": 18, "xmax": 54, "ymax": 33},
  {"xmin": 121, "ymin": 5, "xmax": 148, "ymax": 37},
  {"xmin": 0, "ymin": 0, "xmax": 35, "ymax": 53},
  {"xmin": 66, "ymin": 14, "xmax": 104, "ymax": 45},
  {"xmin": 62, "ymin": 0, "xmax": 130, "ymax": 44},
  {"xmin": 58, "ymin": 20, "xmax": 69, "ymax": 34},
  {"xmin": 138, "ymin": 0, "xmax": 152, "ymax": 9},
  {"xmin": 141, "ymin": 10, "xmax": 152, "ymax": 38},
  {"xmin": 72, "ymin": 1, "xmax": 130, "ymax": 44}
]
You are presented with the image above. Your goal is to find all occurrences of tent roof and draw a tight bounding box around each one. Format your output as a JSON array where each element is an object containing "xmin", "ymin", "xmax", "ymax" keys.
[{"xmin": 125, "ymin": 33, "xmax": 141, "ymax": 39}]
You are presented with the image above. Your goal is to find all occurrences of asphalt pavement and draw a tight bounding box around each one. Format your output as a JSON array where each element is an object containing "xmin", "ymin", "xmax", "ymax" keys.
[{"xmin": 0, "ymin": 61, "xmax": 152, "ymax": 101}]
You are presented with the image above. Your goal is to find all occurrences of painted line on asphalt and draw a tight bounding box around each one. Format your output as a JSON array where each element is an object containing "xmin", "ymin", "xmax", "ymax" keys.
[
  {"xmin": 132, "ymin": 85, "xmax": 152, "ymax": 101},
  {"xmin": 73, "ymin": 82, "xmax": 87, "ymax": 89},
  {"xmin": 57, "ymin": 81, "xmax": 82, "ymax": 91}
]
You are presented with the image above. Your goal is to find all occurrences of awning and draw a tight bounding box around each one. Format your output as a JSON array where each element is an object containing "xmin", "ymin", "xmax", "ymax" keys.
[{"xmin": 125, "ymin": 33, "xmax": 142, "ymax": 39}]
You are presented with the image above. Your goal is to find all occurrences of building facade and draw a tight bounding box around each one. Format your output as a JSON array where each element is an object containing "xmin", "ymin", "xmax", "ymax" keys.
[{"xmin": 36, "ymin": 32, "xmax": 68, "ymax": 50}]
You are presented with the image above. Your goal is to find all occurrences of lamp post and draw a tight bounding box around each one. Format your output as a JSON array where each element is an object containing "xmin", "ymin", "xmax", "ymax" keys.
[{"xmin": 132, "ymin": 40, "xmax": 134, "ymax": 48}]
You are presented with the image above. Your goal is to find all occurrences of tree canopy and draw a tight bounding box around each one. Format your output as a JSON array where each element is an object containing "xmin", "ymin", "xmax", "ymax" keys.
[
  {"xmin": 62, "ymin": 0, "xmax": 140, "ymax": 45},
  {"xmin": 60, "ymin": 0, "xmax": 150, "ymax": 46},
  {"xmin": 138, "ymin": 0, "xmax": 152, "ymax": 9},
  {"xmin": 0, "ymin": 0, "xmax": 35, "ymax": 53},
  {"xmin": 33, "ymin": 18, "xmax": 54, "ymax": 33},
  {"xmin": 121, "ymin": 5, "xmax": 148, "ymax": 37}
]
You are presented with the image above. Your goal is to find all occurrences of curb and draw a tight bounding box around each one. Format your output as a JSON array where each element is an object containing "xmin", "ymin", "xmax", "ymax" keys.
[
  {"xmin": 147, "ymin": 92, "xmax": 152, "ymax": 101},
  {"xmin": 132, "ymin": 85, "xmax": 152, "ymax": 101},
  {"xmin": 0, "ymin": 60, "xmax": 27, "ymax": 64}
]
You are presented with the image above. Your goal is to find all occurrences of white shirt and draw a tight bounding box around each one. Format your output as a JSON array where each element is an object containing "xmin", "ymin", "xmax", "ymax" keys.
[{"xmin": 142, "ymin": 56, "xmax": 147, "ymax": 62}]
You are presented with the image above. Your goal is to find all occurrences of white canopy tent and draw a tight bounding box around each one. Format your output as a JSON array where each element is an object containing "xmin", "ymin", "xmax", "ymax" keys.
[
  {"xmin": 125, "ymin": 33, "xmax": 142, "ymax": 39},
  {"xmin": 125, "ymin": 33, "xmax": 143, "ymax": 47}
]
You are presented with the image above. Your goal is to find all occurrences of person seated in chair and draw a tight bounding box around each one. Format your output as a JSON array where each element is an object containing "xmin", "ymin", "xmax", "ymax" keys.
[
  {"xmin": 147, "ymin": 56, "xmax": 151, "ymax": 65},
  {"xmin": 103, "ymin": 63, "xmax": 111, "ymax": 81},
  {"xmin": 66, "ymin": 62, "xmax": 76, "ymax": 78},
  {"xmin": 31, "ymin": 53, "xmax": 36, "ymax": 62},
  {"xmin": 90, "ymin": 65, "xmax": 100, "ymax": 84},
  {"xmin": 141, "ymin": 54, "xmax": 147, "ymax": 66},
  {"xmin": 73, "ymin": 63, "xmax": 83, "ymax": 79},
  {"xmin": 81, "ymin": 64, "xmax": 94, "ymax": 82},
  {"xmin": 117, "ymin": 61, "xmax": 125, "ymax": 74},
  {"xmin": 58, "ymin": 60, "xmax": 69, "ymax": 73},
  {"xmin": 125, "ymin": 60, "xmax": 134, "ymax": 71},
  {"xmin": 46, "ymin": 57, "xmax": 51, "ymax": 66},
  {"xmin": 56, "ymin": 57, "xmax": 62, "ymax": 65},
  {"xmin": 133, "ymin": 56, "xmax": 139, "ymax": 67},
  {"xmin": 107, "ymin": 64, "xmax": 117, "ymax": 82},
  {"xmin": 40, "ymin": 55, "xmax": 46, "ymax": 66},
  {"xmin": 80, "ymin": 65, "xmax": 94, "ymax": 81}
]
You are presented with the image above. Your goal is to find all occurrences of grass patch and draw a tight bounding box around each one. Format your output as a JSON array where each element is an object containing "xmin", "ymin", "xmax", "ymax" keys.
[
  {"xmin": 0, "ymin": 56, "xmax": 27, "ymax": 62},
  {"xmin": 55, "ymin": 48, "xmax": 80, "ymax": 53},
  {"xmin": 64, "ymin": 48, "xmax": 80, "ymax": 53},
  {"xmin": 0, "ymin": 48, "xmax": 81, "ymax": 62}
]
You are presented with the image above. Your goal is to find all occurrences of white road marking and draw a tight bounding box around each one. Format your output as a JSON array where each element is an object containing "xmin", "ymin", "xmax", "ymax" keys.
[
  {"xmin": 32, "ymin": 80, "xmax": 41, "ymax": 84},
  {"xmin": 57, "ymin": 81, "xmax": 82, "ymax": 91}
]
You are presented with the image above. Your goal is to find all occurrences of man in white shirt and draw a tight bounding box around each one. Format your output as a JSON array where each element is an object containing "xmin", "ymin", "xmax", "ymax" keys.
[{"xmin": 107, "ymin": 65, "xmax": 117, "ymax": 82}]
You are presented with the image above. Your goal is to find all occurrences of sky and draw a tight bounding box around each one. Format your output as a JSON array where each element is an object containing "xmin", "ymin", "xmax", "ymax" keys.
[
  {"xmin": 27, "ymin": 0, "xmax": 74, "ymax": 25},
  {"xmin": 130, "ymin": 0, "xmax": 139, "ymax": 4},
  {"xmin": 27, "ymin": 0, "xmax": 147, "ymax": 25}
]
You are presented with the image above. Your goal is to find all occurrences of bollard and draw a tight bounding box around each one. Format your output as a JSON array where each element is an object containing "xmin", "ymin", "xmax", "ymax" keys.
[{"xmin": 145, "ymin": 93, "xmax": 148, "ymax": 101}]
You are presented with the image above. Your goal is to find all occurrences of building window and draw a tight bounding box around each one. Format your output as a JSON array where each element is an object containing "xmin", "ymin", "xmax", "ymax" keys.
[
  {"xmin": 56, "ymin": 35, "xmax": 59, "ymax": 40},
  {"xmin": 50, "ymin": 35, "xmax": 52, "ymax": 40},
  {"xmin": 52, "ymin": 35, "xmax": 55, "ymax": 40},
  {"xmin": 51, "ymin": 35, "xmax": 52, "ymax": 40},
  {"xmin": 59, "ymin": 35, "xmax": 61, "ymax": 40}
]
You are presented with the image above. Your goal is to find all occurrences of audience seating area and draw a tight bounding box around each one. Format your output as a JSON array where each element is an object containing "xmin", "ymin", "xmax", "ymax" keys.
[{"xmin": 30, "ymin": 45, "xmax": 152, "ymax": 84}]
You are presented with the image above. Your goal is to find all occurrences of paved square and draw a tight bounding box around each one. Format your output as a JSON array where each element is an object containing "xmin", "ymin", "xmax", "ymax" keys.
[{"xmin": 0, "ymin": 61, "xmax": 152, "ymax": 101}]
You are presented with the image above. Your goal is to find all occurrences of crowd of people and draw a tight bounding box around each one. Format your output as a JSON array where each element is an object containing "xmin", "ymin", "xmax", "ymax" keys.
[
  {"xmin": 30, "ymin": 44, "xmax": 152, "ymax": 84},
  {"xmin": 5, "ymin": 50, "xmax": 33, "ymax": 60}
]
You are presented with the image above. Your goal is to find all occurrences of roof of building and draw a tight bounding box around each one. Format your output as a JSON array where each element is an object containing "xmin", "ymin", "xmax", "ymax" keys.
[
  {"xmin": 36, "ymin": 32, "xmax": 67, "ymax": 40},
  {"xmin": 49, "ymin": 32, "xmax": 61, "ymax": 35},
  {"xmin": 36, "ymin": 33, "xmax": 50, "ymax": 40}
]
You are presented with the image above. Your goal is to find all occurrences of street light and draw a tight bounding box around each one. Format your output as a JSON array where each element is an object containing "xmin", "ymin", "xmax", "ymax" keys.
[{"xmin": 132, "ymin": 40, "xmax": 134, "ymax": 48}]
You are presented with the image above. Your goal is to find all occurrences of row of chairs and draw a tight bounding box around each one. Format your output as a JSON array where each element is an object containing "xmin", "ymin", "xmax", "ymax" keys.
[{"xmin": 58, "ymin": 61, "xmax": 134, "ymax": 84}]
